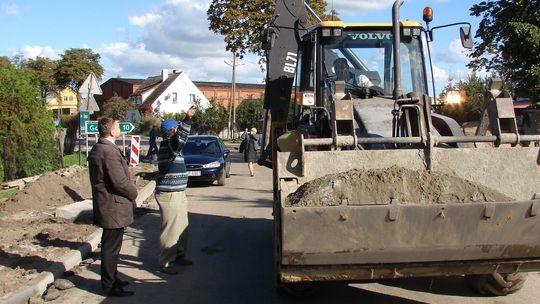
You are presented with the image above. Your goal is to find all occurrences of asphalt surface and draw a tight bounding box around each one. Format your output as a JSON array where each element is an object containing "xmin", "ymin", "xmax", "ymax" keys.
[{"xmin": 46, "ymin": 151, "xmax": 540, "ymax": 304}]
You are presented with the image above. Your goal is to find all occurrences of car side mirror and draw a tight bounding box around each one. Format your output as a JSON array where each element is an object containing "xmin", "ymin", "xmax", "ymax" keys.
[{"xmin": 223, "ymin": 149, "xmax": 230, "ymax": 156}]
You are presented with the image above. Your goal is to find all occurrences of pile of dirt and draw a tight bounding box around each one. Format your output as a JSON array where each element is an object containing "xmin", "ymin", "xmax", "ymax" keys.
[
  {"xmin": 1, "ymin": 166, "xmax": 91, "ymax": 215},
  {"xmin": 286, "ymin": 166, "xmax": 512, "ymax": 207},
  {"xmin": 0, "ymin": 163, "xmax": 156, "ymax": 216},
  {"xmin": 0, "ymin": 163, "xmax": 156, "ymax": 300}
]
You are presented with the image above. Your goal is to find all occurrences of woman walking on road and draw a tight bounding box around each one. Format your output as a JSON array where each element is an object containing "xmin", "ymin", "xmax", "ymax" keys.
[{"xmin": 240, "ymin": 127, "xmax": 259, "ymax": 177}]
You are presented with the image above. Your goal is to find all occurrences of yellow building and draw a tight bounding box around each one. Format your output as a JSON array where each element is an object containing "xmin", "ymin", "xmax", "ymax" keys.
[{"xmin": 46, "ymin": 87, "xmax": 79, "ymax": 116}]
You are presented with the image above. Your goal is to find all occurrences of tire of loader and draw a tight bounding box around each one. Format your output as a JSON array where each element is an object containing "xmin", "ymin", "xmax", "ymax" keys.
[
  {"xmin": 466, "ymin": 272, "xmax": 528, "ymax": 296},
  {"xmin": 276, "ymin": 282, "xmax": 316, "ymax": 297}
]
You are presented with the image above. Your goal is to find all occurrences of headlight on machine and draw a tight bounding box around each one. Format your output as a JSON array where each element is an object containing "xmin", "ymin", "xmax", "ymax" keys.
[
  {"xmin": 295, "ymin": 91, "xmax": 315, "ymax": 106},
  {"xmin": 203, "ymin": 161, "xmax": 221, "ymax": 168}
]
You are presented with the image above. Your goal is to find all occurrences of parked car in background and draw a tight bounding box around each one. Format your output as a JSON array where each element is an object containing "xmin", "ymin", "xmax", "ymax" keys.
[{"xmin": 183, "ymin": 135, "xmax": 231, "ymax": 186}]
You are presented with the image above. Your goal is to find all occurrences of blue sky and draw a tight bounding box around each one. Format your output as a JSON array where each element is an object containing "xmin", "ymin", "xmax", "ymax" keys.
[{"xmin": 1, "ymin": 0, "xmax": 482, "ymax": 94}]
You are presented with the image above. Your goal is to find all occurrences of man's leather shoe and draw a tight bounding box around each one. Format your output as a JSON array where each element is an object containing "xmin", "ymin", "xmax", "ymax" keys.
[
  {"xmin": 114, "ymin": 278, "xmax": 129, "ymax": 287},
  {"xmin": 103, "ymin": 286, "xmax": 134, "ymax": 297},
  {"xmin": 158, "ymin": 266, "xmax": 179, "ymax": 275},
  {"xmin": 175, "ymin": 256, "xmax": 193, "ymax": 266}
]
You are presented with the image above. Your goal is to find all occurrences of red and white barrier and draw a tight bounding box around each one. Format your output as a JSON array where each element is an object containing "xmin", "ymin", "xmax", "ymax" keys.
[{"xmin": 130, "ymin": 135, "xmax": 140, "ymax": 166}]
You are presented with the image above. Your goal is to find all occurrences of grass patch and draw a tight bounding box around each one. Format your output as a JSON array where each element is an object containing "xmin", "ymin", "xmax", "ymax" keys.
[
  {"xmin": 63, "ymin": 153, "xmax": 88, "ymax": 167},
  {"xmin": 0, "ymin": 188, "xmax": 18, "ymax": 200}
]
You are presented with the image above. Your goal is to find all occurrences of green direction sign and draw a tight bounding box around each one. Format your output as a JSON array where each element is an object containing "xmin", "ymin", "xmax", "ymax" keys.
[
  {"xmin": 80, "ymin": 111, "xmax": 90, "ymax": 133},
  {"xmin": 85, "ymin": 121, "xmax": 99, "ymax": 134},
  {"xmin": 85, "ymin": 121, "xmax": 134, "ymax": 135},
  {"xmin": 119, "ymin": 122, "xmax": 134, "ymax": 134}
]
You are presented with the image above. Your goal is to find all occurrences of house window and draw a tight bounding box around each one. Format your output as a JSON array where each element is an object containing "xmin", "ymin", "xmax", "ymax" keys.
[
  {"xmin": 69, "ymin": 96, "xmax": 74, "ymax": 101},
  {"xmin": 172, "ymin": 93, "xmax": 177, "ymax": 104},
  {"xmin": 63, "ymin": 96, "xmax": 68, "ymax": 102}
]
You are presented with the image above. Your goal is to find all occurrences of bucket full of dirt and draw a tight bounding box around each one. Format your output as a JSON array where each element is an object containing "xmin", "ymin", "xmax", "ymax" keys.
[{"xmin": 285, "ymin": 166, "xmax": 513, "ymax": 207}]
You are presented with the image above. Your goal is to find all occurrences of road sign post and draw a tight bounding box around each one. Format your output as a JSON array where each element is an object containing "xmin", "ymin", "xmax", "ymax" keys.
[{"xmin": 79, "ymin": 111, "xmax": 91, "ymax": 165}]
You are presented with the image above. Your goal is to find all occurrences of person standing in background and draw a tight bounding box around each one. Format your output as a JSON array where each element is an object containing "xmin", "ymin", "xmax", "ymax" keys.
[
  {"xmin": 242, "ymin": 127, "xmax": 259, "ymax": 177},
  {"xmin": 88, "ymin": 117, "xmax": 138, "ymax": 297},
  {"xmin": 146, "ymin": 125, "xmax": 158, "ymax": 160}
]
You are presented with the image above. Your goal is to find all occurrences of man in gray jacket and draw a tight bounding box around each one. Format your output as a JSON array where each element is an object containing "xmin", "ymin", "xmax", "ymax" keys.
[{"xmin": 88, "ymin": 117, "xmax": 138, "ymax": 297}]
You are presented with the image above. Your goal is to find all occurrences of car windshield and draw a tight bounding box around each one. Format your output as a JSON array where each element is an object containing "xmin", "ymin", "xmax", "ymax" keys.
[
  {"xmin": 183, "ymin": 138, "xmax": 221, "ymax": 155},
  {"xmin": 322, "ymin": 28, "xmax": 426, "ymax": 96}
]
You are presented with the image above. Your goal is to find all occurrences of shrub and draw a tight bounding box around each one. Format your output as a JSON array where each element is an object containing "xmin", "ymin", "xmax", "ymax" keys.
[
  {"xmin": 0, "ymin": 64, "xmax": 57, "ymax": 180},
  {"xmin": 140, "ymin": 115, "xmax": 161, "ymax": 134}
]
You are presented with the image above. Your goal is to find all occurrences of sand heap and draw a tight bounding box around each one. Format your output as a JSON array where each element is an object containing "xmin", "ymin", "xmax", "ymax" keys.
[{"xmin": 286, "ymin": 166, "xmax": 512, "ymax": 207}]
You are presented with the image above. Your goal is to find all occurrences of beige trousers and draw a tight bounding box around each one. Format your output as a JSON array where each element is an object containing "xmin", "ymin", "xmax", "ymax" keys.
[{"xmin": 154, "ymin": 191, "xmax": 189, "ymax": 268}]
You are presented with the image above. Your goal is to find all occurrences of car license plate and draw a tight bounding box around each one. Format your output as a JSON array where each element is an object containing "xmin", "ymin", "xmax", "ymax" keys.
[{"xmin": 187, "ymin": 171, "xmax": 201, "ymax": 177}]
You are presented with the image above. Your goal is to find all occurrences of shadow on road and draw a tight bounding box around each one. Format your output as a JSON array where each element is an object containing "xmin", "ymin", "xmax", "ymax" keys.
[
  {"xmin": 377, "ymin": 276, "xmax": 481, "ymax": 298},
  {"xmin": 68, "ymin": 209, "xmax": 441, "ymax": 303}
]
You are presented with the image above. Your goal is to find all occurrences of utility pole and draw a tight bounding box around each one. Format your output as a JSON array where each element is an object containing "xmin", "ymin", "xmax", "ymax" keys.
[
  {"xmin": 225, "ymin": 53, "xmax": 243, "ymax": 139},
  {"xmin": 231, "ymin": 55, "xmax": 237, "ymax": 139}
]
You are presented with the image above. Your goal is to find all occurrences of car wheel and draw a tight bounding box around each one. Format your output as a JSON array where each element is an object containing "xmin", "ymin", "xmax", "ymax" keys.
[{"xmin": 217, "ymin": 172, "xmax": 226, "ymax": 186}]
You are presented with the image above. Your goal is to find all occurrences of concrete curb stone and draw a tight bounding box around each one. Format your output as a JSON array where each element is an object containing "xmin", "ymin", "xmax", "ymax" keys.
[{"xmin": 0, "ymin": 228, "xmax": 102, "ymax": 304}]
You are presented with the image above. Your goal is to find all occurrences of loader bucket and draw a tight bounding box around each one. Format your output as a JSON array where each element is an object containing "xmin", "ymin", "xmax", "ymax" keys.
[{"xmin": 276, "ymin": 146, "xmax": 540, "ymax": 281}]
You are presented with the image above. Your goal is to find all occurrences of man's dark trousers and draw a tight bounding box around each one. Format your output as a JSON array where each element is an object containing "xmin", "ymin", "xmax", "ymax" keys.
[{"xmin": 101, "ymin": 228, "xmax": 124, "ymax": 290}]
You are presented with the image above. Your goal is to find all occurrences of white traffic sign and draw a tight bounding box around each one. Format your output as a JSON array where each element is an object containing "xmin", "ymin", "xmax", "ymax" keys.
[
  {"xmin": 78, "ymin": 72, "xmax": 102, "ymax": 95},
  {"xmin": 78, "ymin": 95, "xmax": 100, "ymax": 113}
]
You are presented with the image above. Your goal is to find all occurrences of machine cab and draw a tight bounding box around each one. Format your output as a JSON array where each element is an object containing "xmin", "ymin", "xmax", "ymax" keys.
[
  {"xmin": 295, "ymin": 21, "xmax": 428, "ymax": 107},
  {"xmin": 293, "ymin": 21, "xmax": 430, "ymax": 145}
]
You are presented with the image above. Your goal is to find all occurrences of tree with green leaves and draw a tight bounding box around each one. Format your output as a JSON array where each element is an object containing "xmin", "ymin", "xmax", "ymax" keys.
[
  {"xmin": 207, "ymin": 0, "xmax": 330, "ymax": 59},
  {"xmin": 438, "ymin": 74, "xmax": 489, "ymax": 124},
  {"xmin": 469, "ymin": 0, "xmax": 540, "ymax": 101},
  {"xmin": 25, "ymin": 57, "xmax": 57, "ymax": 98},
  {"xmin": 0, "ymin": 56, "xmax": 11, "ymax": 68},
  {"xmin": 102, "ymin": 94, "xmax": 135, "ymax": 120},
  {"xmin": 236, "ymin": 98, "xmax": 264, "ymax": 130},
  {"xmin": 0, "ymin": 63, "xmax": 57, "ymax": 181},
  {"xmin": 199, "ymin": 99, "xmax": 229, "ymax": 135},
  {"xmin": 54, "ymin": 48, "xmax": 104, "ymax": 92}
]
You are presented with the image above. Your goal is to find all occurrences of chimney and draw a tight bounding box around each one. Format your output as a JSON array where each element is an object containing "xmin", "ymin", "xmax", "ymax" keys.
[{"xmin": 161, "ymin": 69, "xmax": 169, "ymax": 82}]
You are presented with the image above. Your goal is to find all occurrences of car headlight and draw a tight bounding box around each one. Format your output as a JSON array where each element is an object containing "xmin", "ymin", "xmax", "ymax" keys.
[{"xmin": 203, "ymin": 161, "xmax": 221, "ymax": 168}]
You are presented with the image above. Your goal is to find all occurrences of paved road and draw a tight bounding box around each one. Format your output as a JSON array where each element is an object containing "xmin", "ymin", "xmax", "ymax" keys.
[{"xmin": 49, "ymin": 151, "xmax": 540, "ymax": 303}]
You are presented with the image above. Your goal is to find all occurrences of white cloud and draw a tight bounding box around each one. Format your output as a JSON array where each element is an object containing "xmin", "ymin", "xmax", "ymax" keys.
[
  {"xmin": 19, "ymin": 45, "xmax": 60, "ymax": 60},
  {"xmin": 100, "ymin": 42, "xmax": 264, "ymax": 83},
  {"xmin": 129, "ymin": 13, "xmax": 161, "ymax": 27},
  {"xmin": 446, "ymin": 39, "xmax": 470, "ymax": 64},
  {"xmin": 100, "ymin": 42, "xmax": 184, "ymax": 77},
  {"xmin": 1, "ymin": 3, "xmax": 19, "ymax": 16},
  {"xmin": 133, "ymin": 1, "xmax": 225, "ymax": 58},
  {"xmin": 99, "ymin": 0, "xmax": 266, "ymax": 83},
  {"xmin": 332, "ymin": 0, "xmax": 394, "ymax": 16},
  {"xmin": 432, "ymin": 65, "xmax": 449, "ymax": 83}
]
